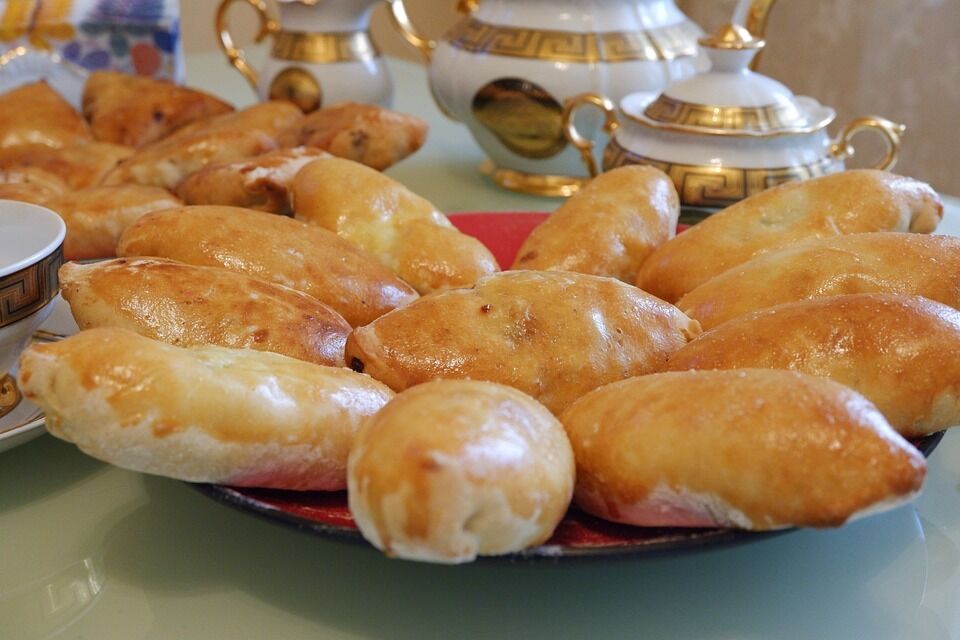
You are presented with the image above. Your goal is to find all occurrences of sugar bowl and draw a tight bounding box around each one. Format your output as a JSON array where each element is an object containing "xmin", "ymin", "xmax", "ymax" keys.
[{"xmin": 564, "ymin": 23, "xmax": 905, "ymax": 209}]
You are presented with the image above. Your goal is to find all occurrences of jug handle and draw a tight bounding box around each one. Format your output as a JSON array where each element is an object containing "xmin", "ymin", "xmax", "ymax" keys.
[
  {"xmin": 386, "ymin": 0, "xmax": 437, "ymax": 63},
  {"xmin": 562, "ymin": 93, "xmax": 619, "ymax": 179},
  {"xmin": 216, "ymin": 0, "xmax": 280, "ymax": 91},
  {"xmin": 733, "ymin": 0, "xmax": 777, "ymax": 70},
  {"xmin": 829, "ymin": 116, "xmax": 905, "ymax": 171}
]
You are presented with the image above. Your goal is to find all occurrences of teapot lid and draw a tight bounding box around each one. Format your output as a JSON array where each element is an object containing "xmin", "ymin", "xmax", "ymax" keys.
[{"xmin": 626, "ymin": 23, "xmax": 835, "ymax": 137}]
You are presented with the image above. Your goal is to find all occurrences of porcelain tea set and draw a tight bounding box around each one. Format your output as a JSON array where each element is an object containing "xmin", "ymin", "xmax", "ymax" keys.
[{"xmin": 216, "ymin": 0, "xmax": 904, "ymax": 205}]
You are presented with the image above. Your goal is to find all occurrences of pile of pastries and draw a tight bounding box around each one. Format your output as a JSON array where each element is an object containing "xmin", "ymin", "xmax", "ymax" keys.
[
  {"xmin": 0, "ymin": 73, "xmax": 428, "ymax": 259},
  {"xmin": 8, "ymin": 76, "xmax": 959, "ymax": 564}
]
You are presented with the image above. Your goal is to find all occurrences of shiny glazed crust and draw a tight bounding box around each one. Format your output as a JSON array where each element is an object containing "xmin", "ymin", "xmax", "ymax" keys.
[
  {"xmin": 0, "ymin": 142, "xmax": 133, "ymax": 189},
  {"xmin": 278, "ymin": 102, "xmax": 427, "ymax": 171},
  {"xmin": 345, "ymin": 270, "xmax": 701, "ymax": 414},
  {"xmin": 60, "ymin": 258, "xmax": 351, "ymax": 367},
  {"xmin": 560, "ymin": 369, "xmax": 926, "ymax": 530},
  {"xmin": 678, "ymin": 233, "xmax": 960, "ymax": 330},
  {"xmin": 83, "ymin": 71, "xmax": 234, "ymax": 147},
  {"xmin": 45, "ymin": 184, "xmax": 182, "ymax": 260},
  {"xmin": 102, "ymin": 102, "xmax": 303, "ymax": 190},
  {"xmin": 663, "ymin": 294, "xmax": 960, "ymax": 437},
  {"xmin": 348, "ymin": 380, "xmax": 574, "ymax": 563},
  {"xmin": 512, "ymin": 166, "xmax": 679, "ymax": 282},
  {"xmin": 18, "ymin": 328, "xmax": 393, "ymax": 490},
  {"xmin": 175, "ymin": 147, "xmax": 328, "ymax": 214},
  {"xmin": 117, "ymin": 205, "xmax": 419, "ymax": 327},
  {"xmin": 0, "ymin": 81, "xmax": 92, "ymax": 149},
  {"xmin": 636, "ymin": 170, "xmax": 944, "ymax": 302},
  {"xmin": 291, "ymin": 157, "xmax": 499, "ymax": 294}
]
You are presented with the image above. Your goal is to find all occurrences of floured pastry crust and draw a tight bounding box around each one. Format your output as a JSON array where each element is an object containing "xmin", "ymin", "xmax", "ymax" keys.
[
  {"xmin": 18, "ymin": 328, "xmax": 393, "ymax": 490},
  {"xmin": 348, "ymin": 380, "xmax": 574, "ymax": 563},
  {"xmin": 512, "ymin": 166, "xmax": 679, "ymax": 282},
  {"xmin": 678, "ymin": 232, "xmax": 960, "ymax": 330},
  {"xmin": 346, "ymin": 270, "xmax": 701, "ymax": 414},
  {"xmin": 663, "ymin": 294, "xmax": 960, "ymax": 437},
  {"xmin": 278, "ymin": 102, "xmax": 427, "ymax": 170},
  {"xmin": 292, "ymin": 157, "xmax": 499, "ymax": 294},
  {"xmin": 637, "ymin": 170, "xmax": 944, "ymax": 302},
  {"xmin": 60, "ymin": 258, "xmax": 351, "ymax": 367},
  {"xmin": 0, "ymin": 142, "xmax": 133, "ymax": 189},
  {"xmin": 117, "ymin": 205, "xmax": 419, "ymax": 327},
  {"xmin": 0, "ymin": 81, "xmax": 92, "ymax": 149},
  {"xmin": 175, "ymin": 147, "xmax": 328, "ymax": 214},
  {"xmin": 560, "ymin": 369, "xmax": 926, "ymax": 530},
  {"xmin": 44, "ymin": 184, "xmax": 181, "ymax": 260},
  {"xmin": 102, "ymin": 102, "xmax": 303, "ymax": 189},
  {"xmin": 83, "ymin": 70, "xmax": 234, "ymax": 147}
]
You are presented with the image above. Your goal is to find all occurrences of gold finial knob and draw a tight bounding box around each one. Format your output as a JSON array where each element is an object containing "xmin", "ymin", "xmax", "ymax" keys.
[{"xmin": 698, "ymin": 23, "xmax": 765, "ymax": 50}]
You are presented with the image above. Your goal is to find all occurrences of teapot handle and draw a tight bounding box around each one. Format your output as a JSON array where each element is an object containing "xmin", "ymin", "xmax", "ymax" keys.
[
  {"xmin": 216, "ymin": 0, "xmax": 279, "ymax": 91},
  {"xmin": 562, "ymin": 93, "xmax": 619, "ymax": 178},
  {"xmin": 829, "ymin": 116, "xmax": 906, "ymax": 171},
  {"xmin": 733, "ymin": 0, "xmax": 777, "ymax": 70},
  {"xmin": 386, "ymin": 0, "xmax": 437, "ymax": 62}
]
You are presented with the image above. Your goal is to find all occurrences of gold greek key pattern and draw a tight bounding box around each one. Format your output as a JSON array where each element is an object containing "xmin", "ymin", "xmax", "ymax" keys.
[
  {"xmin": 446, "ymin": 18, "xmax": 700, "ymax": 63},
  {"xmin": 271, "ymin": 29, "xmax": 379, "ymax": 64},
  {"xmin": 0, "ymin": 244, "xmax": 61, "ymax": 328},
  {"xmin": 603, "ymin": 139, "xmax": 834, "ymax": 208},
  {"xmin": 642, "ymin": 95, "xmax": 800, "ymax": 132}
]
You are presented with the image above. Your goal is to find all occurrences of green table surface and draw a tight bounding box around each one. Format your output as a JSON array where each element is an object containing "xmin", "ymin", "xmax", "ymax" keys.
[{"xmin": 3, "ymin": 53, "xmax": 960, "ymax": 640}]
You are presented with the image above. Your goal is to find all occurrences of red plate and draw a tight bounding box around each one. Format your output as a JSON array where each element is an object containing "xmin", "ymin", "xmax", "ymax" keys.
[{"xmin": 192, "ymin": 212, "xmax": 945, "ymax": 562}]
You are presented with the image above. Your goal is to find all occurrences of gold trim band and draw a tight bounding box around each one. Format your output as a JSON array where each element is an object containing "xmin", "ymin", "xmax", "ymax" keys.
[
  {"xmin": 603, "ymin": 139, "xmax": 834, "ymax": 208},
  {"xmin": 271, "ymin": 29, "xmax": 380, "ymax": 64},
  {"xmin": 0, "ymin": 374, "xmax": 20, "ymax": 421},
  {"xmin": 446, "ymin": 18, "xmax": 700, "ymax": 63},
  {"xmin": 0, "ymin": 244, "xmax": 61, "ymax": 328},
  {"xmin": 479, "ymin": 160, "xmax": 587, "ymax": 198},
  {"xmin": 643, "ymin": 95, "xmax": 800, "ymax": 132}
]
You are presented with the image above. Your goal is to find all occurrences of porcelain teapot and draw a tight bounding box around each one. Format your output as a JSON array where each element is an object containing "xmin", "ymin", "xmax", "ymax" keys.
[
  {"xmin": 388, "ymin": 0, "xmax": 777, "ymax": 196},
  {"xmin": 217, "ymin": 0, "xmax": 393, "ymax": 112},
  {"xmin": 563, "ymin": 23, "xmax": 905, "ymax": 210}
]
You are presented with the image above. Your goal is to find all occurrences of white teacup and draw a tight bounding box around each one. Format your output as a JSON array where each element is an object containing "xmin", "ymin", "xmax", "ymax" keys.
[{"xmin": 0, "ymin": 201, "xmax": 65, "ymax": 375}]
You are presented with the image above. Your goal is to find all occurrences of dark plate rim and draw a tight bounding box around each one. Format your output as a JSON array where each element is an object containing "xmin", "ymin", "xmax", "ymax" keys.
[{"xmin": 189, "ymin": 430, "xmax": 944, "ymax": 564}]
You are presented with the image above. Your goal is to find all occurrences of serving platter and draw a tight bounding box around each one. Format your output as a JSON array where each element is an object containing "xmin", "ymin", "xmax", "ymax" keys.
[{"xmin": 192, "ymin": 211, "xmax": 948, "ymax": 562}]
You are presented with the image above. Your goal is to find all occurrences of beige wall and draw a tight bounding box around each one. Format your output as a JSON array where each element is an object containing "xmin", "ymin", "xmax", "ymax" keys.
[{"xmin": 181, "ymin": 0, "xmax": 959, "ymax": 194}]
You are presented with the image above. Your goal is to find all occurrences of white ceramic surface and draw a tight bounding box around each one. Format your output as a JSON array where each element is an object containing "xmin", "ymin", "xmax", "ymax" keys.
[
  {"xmin": 425, "ymin": 0, "xmax": 708, "ymax": 181},
  {"xmin": 0, "ymin": 201, "xmax": 65, "ymax": 279},
  {"xmin": 0, "ymin": 297, "xmax": 55, "ymax": 375},
  {"xmin": 232, "ymin": 0, "xmax": 394, "ymax": 107}
]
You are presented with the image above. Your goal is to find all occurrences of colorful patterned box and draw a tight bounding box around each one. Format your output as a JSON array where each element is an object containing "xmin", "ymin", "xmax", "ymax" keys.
[{"xmin": 0, "ymin": 0, "xmax": 182, "ymax": 81}]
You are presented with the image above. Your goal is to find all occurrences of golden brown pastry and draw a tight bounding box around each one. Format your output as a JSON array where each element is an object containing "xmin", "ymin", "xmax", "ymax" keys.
[
  {"xmin": 678, "ymin": 233, "xmax": 960, "ymax": 330},
  {"xmin": 346, "ymin": 270, "xmax": 701, "ymax": 414},
  {"xmin": 663, "ymin": 294, "xmax": 960, "ymax": 437},
  {"xmin": 102, "ymin": 102, "xmax": 303, "ymax": 189},
  {"xmin": 0, "ymin": 166, "xmax": 69, "ymax": 203},
  {"xmin": 18, "ymin": 328, "xmax": 393, "ymax": 491},
  {"xmin": 174, "ymin": 147, "xmax": 328, "ymax": 214},
  {"xmin": 512, "ymin": 166, "xmax": 679, "ymax": 281},
  {"xmin": 348, "ymin": 380, "xmax": 575, "ymax": 563},
  {"xmin": 44, "ymin": 184, "xmax": 181, "ymax": 260},
  {"xmin": 292, "ymin": 157, "xmax": 499, "ymax": 293},
  {"xmin": 278, "ymin": 102, "xmax": 427, "ymax": 170},
  {"xmin": 82, "ymin": 70, "xmax": 234, "ymax": 147},
  {"xmin": 60, "ymin": 258, "xmax": 350, "ymax": 367},
  {"xmin": 0, "ymin": 81, "xmax": 92, "ymax": 149},
  {"xmin": 117, "ymin": 206, "xmax": 419, "ymax": 327},
  {"xmin": 560, "ymin": 369, "xmax": 926, "ymax": 530},
  {"xmin": 0, "ymin": 142, "xmax": 133, "ymax": 189},
  {"xmin": 636, "ymin": 170, "xmax": 943, "ymax": 302}
]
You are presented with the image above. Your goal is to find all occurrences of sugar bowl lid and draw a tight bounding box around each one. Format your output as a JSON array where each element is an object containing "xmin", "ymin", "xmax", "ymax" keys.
[{"xmin": 624, "ymin": 23, "xmax": 836, "ymax": 137}]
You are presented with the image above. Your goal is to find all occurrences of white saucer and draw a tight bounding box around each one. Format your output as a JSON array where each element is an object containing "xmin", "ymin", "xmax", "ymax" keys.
[{"xmin": 0, "ymin": 295, "xmax": 77, "ymax": 453}]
